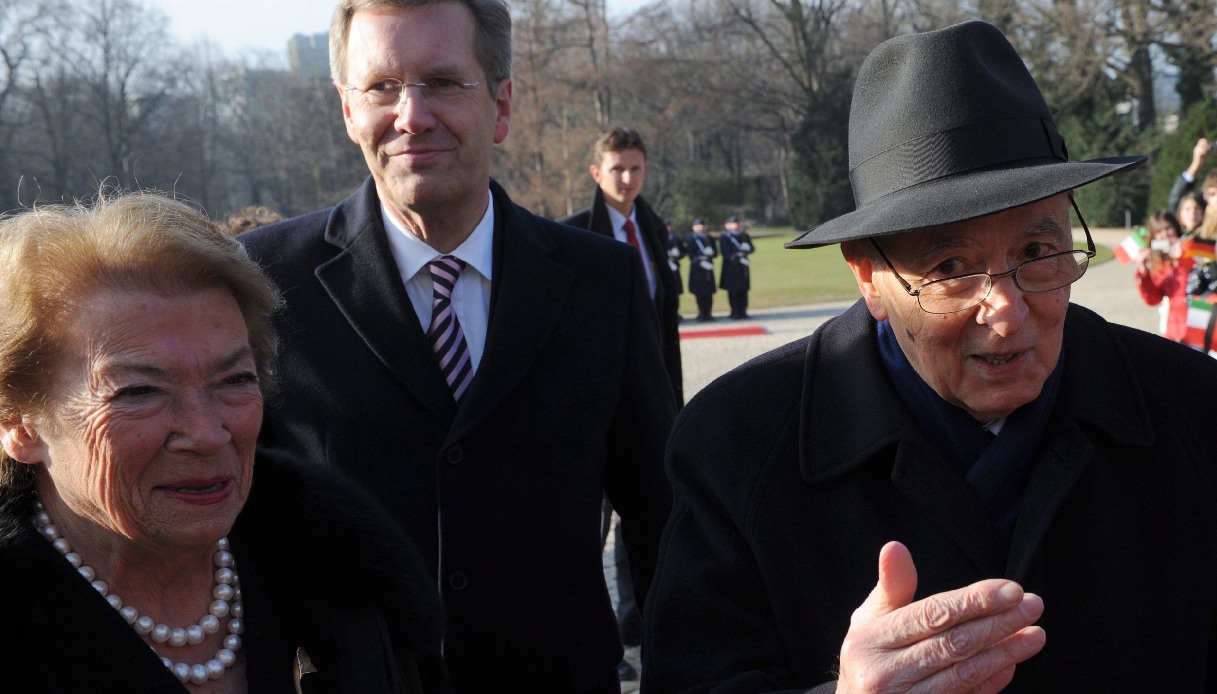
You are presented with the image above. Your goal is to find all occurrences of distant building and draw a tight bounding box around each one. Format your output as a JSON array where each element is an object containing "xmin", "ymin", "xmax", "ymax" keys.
[{"xmin": 288, "ymin": 33, "xmax": 329, "ymax": 80}]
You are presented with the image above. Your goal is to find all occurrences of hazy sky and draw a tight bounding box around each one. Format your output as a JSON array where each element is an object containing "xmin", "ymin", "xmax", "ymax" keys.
[{"xmin": 148, "ymin": 0, "xmax": 650, "ymax": 60}]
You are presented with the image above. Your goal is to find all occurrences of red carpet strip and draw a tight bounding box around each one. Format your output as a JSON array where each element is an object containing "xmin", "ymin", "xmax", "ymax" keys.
[{"xmin": 679, "ymin": 325, "xmax": 768, "ymax": 339}]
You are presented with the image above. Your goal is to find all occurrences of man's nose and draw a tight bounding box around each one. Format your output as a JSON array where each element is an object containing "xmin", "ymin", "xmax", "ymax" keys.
[
  {"xmin": 975, "ymin": 273, "xmax": 1028, "ymax": 337},
  {"xmin": 394, "ymin": 85, "xmax": 436, "ymax": 132}
]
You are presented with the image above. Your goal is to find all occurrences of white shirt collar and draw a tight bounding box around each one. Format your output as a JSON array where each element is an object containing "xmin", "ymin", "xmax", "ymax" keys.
[
  {"xmin": 380, "ymin": 196, "xmax": 495, "ymax": 282},
  {"xmin": 604, "ymin": 203, "xmax": 635, "ymax": 236}
]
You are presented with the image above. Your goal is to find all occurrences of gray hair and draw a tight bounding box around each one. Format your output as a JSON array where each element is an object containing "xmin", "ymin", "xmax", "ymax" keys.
[{"xmin": 330, "ymin": 0, "xmax": 512, "ymax": 95}]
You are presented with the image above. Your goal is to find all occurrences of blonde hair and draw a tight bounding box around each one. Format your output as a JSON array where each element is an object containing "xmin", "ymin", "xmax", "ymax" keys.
[
  {"xmin": 1198, "ymin": 203, "xmax": 1217, "ymax": 242},
  {"xmin": 0, "ymin": 192, "xmax": 282, "ymax": 488},
  {"xmin": 329, "ymin": 0, "xmax": 511, "ymax": 93}
]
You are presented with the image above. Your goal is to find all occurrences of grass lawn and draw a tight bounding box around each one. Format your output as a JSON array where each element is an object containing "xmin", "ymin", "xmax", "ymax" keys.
[{"xmin": 677, "ymin": 228, "xmax": 1116, "ymax": 316}]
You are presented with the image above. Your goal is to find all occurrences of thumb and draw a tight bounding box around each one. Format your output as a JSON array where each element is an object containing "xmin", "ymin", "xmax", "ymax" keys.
[{"xmin": 854, "ymin": 541, "xmax": 918, "ymax": 623}]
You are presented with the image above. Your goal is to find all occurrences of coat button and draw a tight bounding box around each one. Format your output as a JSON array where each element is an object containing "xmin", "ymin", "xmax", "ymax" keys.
[
  {"xmin": 445, "ymin": 444, "xmax": 463, "ymax": 464},
  {"xmin": 448, "ymin": 570, "xmax": 468, "ymax": 591}
]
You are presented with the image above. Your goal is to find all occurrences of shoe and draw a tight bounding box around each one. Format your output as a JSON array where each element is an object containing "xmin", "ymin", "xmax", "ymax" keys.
[{"xmin": 616, "ymin": 659, "xmax": 639, "ymax": 682}]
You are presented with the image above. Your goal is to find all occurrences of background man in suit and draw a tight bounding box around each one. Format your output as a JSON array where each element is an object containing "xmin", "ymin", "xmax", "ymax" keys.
[
  {"xmin": 686, "ymin": 217, "xmax": 717, "ymax": 321},
  {"xmin": 239, "ymin": 1, "xmax": 675, "ymax": 691},
  {"xmin": 561, "ymin": 127, "xmax": 683, "ymax": 405},
  {"xmin": 646, "ymin": 20, "xmax": 1217, "ymax": 693},
  {"xmin": 561, "ymin": 126, "xmax": 682, "ymax": 683},
  {"xmin": 718, "ymin": 215, "xmax": 753, "ymax": 319}
]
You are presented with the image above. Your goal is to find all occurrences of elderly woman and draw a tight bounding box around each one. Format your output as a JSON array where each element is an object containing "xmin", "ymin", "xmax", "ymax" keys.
[{"xmin": 0, "ymin": 193, "xmax": 448, "ymax": 692}]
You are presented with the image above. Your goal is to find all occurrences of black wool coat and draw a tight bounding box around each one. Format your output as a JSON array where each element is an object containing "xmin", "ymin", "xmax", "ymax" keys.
[
  {"xmin": 718, "ymin": 232, "xmax": 752, "ymax": 292},
  {"xmin": 0, "ymin": 451, "xmax": 448, "ymax": 694},
  {"xmin": 240, "ymin": 178, "xmax": 675, "ymax": 693},
  {"xmin": 644, "ymin": 300, "xmax": 1217, "ymax": 693},
  {"xmin": 561, "ymin": 188, "xmax": 684, "ymax": 404},
  {"xmin": 685, "ymin": 234, "xmax": 717, "ymax": 297}
]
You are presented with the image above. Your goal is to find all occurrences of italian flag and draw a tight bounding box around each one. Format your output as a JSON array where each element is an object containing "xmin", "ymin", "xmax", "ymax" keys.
[
  {"xmin": 1183, "ymin": 297, "xmax": 1217, "ymax": 355},
  {"xmin": 1113, "ymin": 229, "xmax": 1146, "ymax": 265}
]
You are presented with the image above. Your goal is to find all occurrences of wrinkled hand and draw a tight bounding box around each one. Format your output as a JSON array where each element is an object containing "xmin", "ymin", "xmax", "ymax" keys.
[{"xmin": 836, "ymin": 542, "xmax": 1045, "ymax": 694}]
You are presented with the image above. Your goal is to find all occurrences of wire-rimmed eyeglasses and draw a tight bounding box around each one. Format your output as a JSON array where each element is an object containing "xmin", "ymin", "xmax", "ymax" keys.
[
  {"xmin": 869, "ymin": 198, "xmax": 1096, "ymax": 315},
  {"xmin": 343, "ymin": 76, "xmax": 483, "ymax": 108}
]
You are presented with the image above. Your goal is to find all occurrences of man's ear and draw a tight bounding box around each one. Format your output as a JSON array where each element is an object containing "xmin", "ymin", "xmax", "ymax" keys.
[
  {"xmin": 841, "ymin": 240, "xmax": 889, "ymax": 322},
  {"xmin": 0, "ymin": 417, "xmax": 46, "ymax": 465}
]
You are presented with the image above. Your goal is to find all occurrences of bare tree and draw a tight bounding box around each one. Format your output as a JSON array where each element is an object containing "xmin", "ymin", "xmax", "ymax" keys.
[
  {"xmin": 0, "ymin": 0, "xmax": 1187, "ymax": 226},
  {"xmin": 58, "ymin": 0, "xmax": 177, "ymax": 189},
  {"xmin": 0, "ymin": 0, "xmax": 56, "ymax": 208}
]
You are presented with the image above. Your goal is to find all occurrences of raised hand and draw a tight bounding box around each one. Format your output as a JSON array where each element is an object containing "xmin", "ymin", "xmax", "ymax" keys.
[{"xmin": 836, "ymin": 542, "xmax": 1045, "ymax": 694}]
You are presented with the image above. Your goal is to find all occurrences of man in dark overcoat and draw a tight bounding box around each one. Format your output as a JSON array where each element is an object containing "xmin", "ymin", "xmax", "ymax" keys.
[
  {"xmin": 644, "ymin": 20, "xmax": 1217, "ymax": 693},
  {"xmin": 239, "ymin": 1, "xmax": 675, "ymax": 692},
  {"xmin": 560, "ymin": 126, "xmax": 684, "ymax": 683},
  {"xmin": 717, "ymin": 215, "xmax": 753, "ymax": 319},
  {"xmin": 685, "ymin": 218, "xmax": 717, "ymax": 321},
  {"xmin": 561, "ymin": 127, "xmax": 683, "ymax": 405}
]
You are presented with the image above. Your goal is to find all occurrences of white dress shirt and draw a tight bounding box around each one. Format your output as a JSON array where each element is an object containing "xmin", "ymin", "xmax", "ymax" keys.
[
  {"xmin": 382, "ymin": 197, "xmax": 494, "ymax": 371},
  {"xmin": 604, "ymin": 204, "xmax": 657, "ymax": 298}
]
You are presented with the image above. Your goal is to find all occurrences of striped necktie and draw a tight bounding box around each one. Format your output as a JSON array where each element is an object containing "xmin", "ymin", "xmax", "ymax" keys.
[{"xmin": 427, "ymin": 256, "xmax": 474, "ymax": 401}]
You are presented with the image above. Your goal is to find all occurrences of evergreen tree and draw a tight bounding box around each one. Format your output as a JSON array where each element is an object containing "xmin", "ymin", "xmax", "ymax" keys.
[
  {"xmin": 1150, "ymin": 99, "xmax": 1217, "ymax": 215},
  {"xmin": 788, "ymin": 74, "xmax": 852, "ymax": 231},
  {"xmin": 1056, "ymin": 103, "xmax": 1152, "ymax": 228}
]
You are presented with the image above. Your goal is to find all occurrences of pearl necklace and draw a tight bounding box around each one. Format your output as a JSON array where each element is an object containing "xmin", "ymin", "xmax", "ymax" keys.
[{"xmin": 31, "ymin": 500, "xmax": 245, "ymax": 685}]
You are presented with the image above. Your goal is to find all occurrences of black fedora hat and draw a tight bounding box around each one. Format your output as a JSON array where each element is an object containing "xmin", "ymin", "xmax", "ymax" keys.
[{"xmin": 786, "ymin": 20, "xmax": 1146, "ymax": 249}]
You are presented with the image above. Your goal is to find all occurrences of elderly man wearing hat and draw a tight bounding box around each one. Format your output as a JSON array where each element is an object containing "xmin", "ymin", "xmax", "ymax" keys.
[{"xmin": 644, "ymin": 20, "xmax": 1217, "ymax": 693}]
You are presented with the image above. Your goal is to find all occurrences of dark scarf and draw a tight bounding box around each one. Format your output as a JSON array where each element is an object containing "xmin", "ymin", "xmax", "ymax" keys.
[{"xmin": 877, "ymin": 319, "xmax": 1062, "ymax": 543}]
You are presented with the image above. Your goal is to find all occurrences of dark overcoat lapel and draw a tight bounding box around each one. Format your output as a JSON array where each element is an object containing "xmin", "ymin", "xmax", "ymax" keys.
[
  {"xmin": 564, "ymin": 187, "xmax": 684, "ymax": 404},
  {"xmin": 580, "ymin": 188, "xmax": 672, "ymax": 310},
  {"xmin": 448, "ymin": 184, "xmax": 574, "ymax": 441},
  {"xmin": 311, "ymin": 181, "xmax": 582, "ymax": 435},
  {"xmin": 314, "ymin": 179, "xmax": 458, "ymax": 424},
  {"xmin": 1005, "ymin": 316, "xmax": 1153, "ymax": 579},
  {"xmin": 798, "ymin": 301, "xmax": 1156, "ymax": 578}
]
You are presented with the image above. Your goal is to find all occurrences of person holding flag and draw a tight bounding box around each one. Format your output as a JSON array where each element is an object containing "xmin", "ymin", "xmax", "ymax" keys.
[
  {"xmin": 1180, "ymin": 206, "xmax": 1217, "ymax": 354},
  {"xmin": 1132, "ymin": 210, "xmax": 1189, "ymax": 340},
  {"xmin": 1113, "ymin": 226, "xmax": 1148, "ymax": 265}
]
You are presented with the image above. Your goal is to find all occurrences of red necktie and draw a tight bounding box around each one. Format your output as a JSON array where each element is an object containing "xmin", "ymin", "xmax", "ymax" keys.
[{"xmin": 623, "ymin": 219, "xmax": 641, "ymax": 252}]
